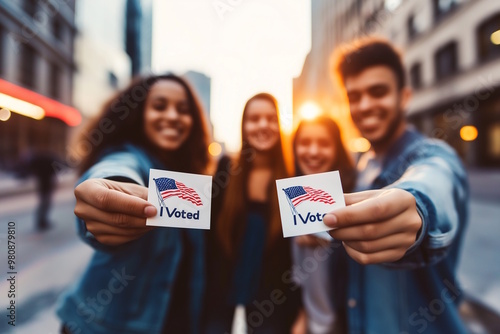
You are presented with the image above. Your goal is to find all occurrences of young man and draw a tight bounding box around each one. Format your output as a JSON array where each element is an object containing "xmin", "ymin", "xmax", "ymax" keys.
[{"xmin": 323, "ymin": 38, "xmax": 469, "ymax": 333}]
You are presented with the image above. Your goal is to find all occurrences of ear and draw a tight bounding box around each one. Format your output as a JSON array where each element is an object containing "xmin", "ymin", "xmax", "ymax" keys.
[{"xmin": 400, "ymin": 86, "xmax": 412, "ymax": 111}]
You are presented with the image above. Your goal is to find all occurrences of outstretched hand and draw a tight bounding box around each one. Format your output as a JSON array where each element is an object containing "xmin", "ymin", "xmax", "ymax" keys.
[
  {"xmin": 74, "ymin": 179, "xmax": 157, "ymax": 246},
  {"xmin": 324, "ymin": 189, "xmax": 422, "ymax": 265}
]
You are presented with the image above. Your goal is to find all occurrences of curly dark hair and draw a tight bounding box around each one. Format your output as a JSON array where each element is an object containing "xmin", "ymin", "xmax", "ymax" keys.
[{"xmin": 74, "ymin": 74, "xmax": 212, "ymax": 175}]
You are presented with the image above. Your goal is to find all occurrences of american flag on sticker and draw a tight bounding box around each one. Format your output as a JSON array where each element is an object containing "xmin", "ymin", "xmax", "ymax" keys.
[
  {"xmin": 153, "ymin": 177, "xmax": 203, "ymax": 207},
  {"xmin": 282, "ymin": 186, "xmax": 335, "ymax": 214}
]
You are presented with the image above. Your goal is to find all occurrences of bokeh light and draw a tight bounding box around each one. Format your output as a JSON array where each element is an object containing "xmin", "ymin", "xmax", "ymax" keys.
[
  {"xmin": 0, "ymin": 93, "xmax": 44, "ymax": 120},
  {"xmin": 0, "ymin": 108, "xmax": 11, "ymax": 121},
  {"xmin": 460, "ymin": 125, "xmax": 478, "ymax": 142},
  {"xmin": 298, "ymin": 101, "xmax": 321, "ymax": 121},
  {"xmin": 208, "ymin": 142, "xmax": 222, "ymax": 157},
  {"xmin": 491, "ymin": 29, "xmax": 500, "ymax": 45},
  {"xmin": 349, "ymin": 137, "xmax": 371, "ymax": 153}
]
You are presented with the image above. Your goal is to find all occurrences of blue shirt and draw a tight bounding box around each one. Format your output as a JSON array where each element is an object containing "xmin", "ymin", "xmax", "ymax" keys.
[
  {"xmin": 343, "ymin": 128, "xmax": 469, "ymax": 334},
  {"xmin": 229, "ymin": 201, "xmax": 267, "ymax": 304},
  {"xmin": 56, "ymin": 144, "xmax": 205, "ymax": 334}
]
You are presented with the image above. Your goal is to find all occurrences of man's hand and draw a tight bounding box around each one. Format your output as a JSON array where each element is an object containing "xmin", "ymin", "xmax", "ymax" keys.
[
  {"xmin": 324, "ymin": 189, "xmax": 422, "ymax": 265},
  {"xmin": 74, "ymin": 179, "xmax": 157, "ymax": 246}
]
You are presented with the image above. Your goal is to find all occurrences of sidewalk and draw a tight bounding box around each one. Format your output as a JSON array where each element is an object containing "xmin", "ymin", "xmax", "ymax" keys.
[
  {"xmin": 0, "ymin": 169, "xmax": 77, "ymax": 199},
  {"xmin": 467, "ymin": 168, "xmax": 500, "ymax": 202}
]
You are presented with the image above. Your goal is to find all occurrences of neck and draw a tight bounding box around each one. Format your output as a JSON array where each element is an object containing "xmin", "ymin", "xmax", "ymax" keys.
[
  {"xmin": 252, "ymin": 151, "xmax": 273, "ymax": 169},
  {"xmin": 371, "ymin": 122, "xmax": 407, "ymax": 156}
]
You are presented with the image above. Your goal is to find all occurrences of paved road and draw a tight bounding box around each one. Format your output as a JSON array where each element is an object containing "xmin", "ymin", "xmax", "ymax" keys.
[{"xmin": 0, "ymin": 174, "xmax": 498, "ymax": 333}]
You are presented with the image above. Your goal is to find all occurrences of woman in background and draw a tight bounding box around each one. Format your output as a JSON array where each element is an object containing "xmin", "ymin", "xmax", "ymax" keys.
[
  {"xmin": 292, "ymin": 116, "xmax": 355, "ymax": 334},
  {"xmin": 57, "ymin": 74, "xmax": 212, "ymax": 334},
  {"xmin": 204, "ymin": 93, "xmax": 303, "ymax": 333}
]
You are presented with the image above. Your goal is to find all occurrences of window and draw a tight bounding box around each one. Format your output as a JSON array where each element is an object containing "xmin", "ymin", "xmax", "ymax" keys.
[
  {"xmin": 52, "ymin": 16, "xmax": 64, "ymax": 41},
  {"xmin": 410, "ymin": 62, "xmax": 422, "ymax": 90},
  {"xmin": 49, "ymin": 62, "xmax": 61, "ymax": 99},
  {"xmin": 407, "ymin": 15, "xmax": 418, "ymax": 40},
  {"xmin": 19, "ymin": 43, "xmax": 37, "ymax": 89},
  {"xmin": 434, "ymin": 42, "xmax": 458, "ymax": 81},
  {"xmin": 0, "ymin": 26, "xmax": 4, "ymax": 76},
  {"xmin": 477, "ymin": 13, "xmax": 500, "ymax": 62},
  {"xmin": 23, "ymin": 0, "xmax": 38, "ymax": 17},
  {"xmin": 433, "ymin": 0, "xmax": 461, "ymax": 22},
  {"xmin": 108, "ymin": 71, "xmax": 118, "ymax": 89}
]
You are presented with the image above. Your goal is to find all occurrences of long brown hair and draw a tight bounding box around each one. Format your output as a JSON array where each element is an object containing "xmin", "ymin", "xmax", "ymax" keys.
[
  {"xmin": 293, "ymin": 116, "xmax": 356, "ymax": 192},
  {"xmin": 74, "ymin": 74, "xmax": 212, "ymax": 175},
  {"xmin": 216, "ymin": 93, "xmax": 289, "ymax": 256}
]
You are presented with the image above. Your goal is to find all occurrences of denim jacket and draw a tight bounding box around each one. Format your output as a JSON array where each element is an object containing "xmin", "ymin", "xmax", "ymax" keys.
[
  {"xmin": 56, "ymin": 144, "xmax": 205, "ymax": 334},
  {"xmin": 343, "ymin": 128, "xmax": 469, "ymax": 334}
]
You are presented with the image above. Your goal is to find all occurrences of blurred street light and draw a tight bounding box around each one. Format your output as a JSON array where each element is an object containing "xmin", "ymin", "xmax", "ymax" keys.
[
  {"xmin": 460, "ymin": 125, "xmax": 478, "ymax": 142},
  {"xmin": 208, "ymin": 142, "xmax": 222, "ymax": 157},
  {"xmin": 491, "ymin": 29, "xmax": 500, "ymax": 45},
  {"xmin": 298, "ymin": 101, "xmax": 321, "ymax": 120},
  {"xmin": 349, "ymin": 137, "xmax": 371, "ymax": 153},
  {"xmin": 0, "ymin": 93, "xmax": 44, "ymax": 120},
  {"xmin": 0, "ymin": 108, "xmax": 11, "ymax": 121}
]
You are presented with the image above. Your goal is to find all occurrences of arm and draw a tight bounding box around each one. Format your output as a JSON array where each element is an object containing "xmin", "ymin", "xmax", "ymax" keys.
[
  {"xmin": 74, "ymin": 150, "xmax": 157, "ymax": 252},
  {"xmin": 324, "ymin": 143, "xmax": 468, "ymax": 268}
]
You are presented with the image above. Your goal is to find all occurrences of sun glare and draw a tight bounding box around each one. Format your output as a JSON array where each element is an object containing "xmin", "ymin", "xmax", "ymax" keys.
[{"xmin": 298, "ymin": 101, "xmax": 321, "ymax": 121}]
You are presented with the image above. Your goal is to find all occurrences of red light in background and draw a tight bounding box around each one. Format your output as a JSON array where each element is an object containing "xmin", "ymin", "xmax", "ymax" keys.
[{"xmin": 0, "ymin": 78, "xmax": 81, "ymax": 126}]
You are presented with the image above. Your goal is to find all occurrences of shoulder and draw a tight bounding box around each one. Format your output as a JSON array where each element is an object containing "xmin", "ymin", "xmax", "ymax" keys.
[{"xmin": 80, "ymin": 144, "xmax": 156, "ymax": 185}]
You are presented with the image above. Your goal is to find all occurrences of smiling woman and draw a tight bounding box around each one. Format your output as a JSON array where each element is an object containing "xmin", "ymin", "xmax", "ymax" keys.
[
  {"xmin": 204, "ymin": 93, "xmax": 302, "ymax": 333},
  {"xmin": 57, "ymin": 73, "xmax": 214, "ymax": 334}
]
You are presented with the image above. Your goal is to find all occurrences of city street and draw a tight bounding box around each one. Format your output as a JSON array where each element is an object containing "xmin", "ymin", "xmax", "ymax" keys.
[{"xmin": 0, "ymin": 170, "xmax": 499, "ymax": 333}]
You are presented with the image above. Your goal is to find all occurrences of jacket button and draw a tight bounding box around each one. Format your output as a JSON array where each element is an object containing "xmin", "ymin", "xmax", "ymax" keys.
[{"xmin": 348, "ymin": 298, "xmax": 357, "ymax": 308}]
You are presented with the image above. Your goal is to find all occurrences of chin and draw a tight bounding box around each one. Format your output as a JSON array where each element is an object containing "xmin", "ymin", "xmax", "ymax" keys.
[{"xmin": 157, "ymin": 141, "xmax": 184, "ymax": 152}]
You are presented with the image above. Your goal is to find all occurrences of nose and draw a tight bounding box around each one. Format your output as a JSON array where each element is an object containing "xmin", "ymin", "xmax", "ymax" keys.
[
  {"xmin": 164, "ymin": 105, "xmax": 179, "ymax": 121},
  {"xmin": 357, "ymin": 93, "xmax": 374, "ymax": 113},
  {"xmin": 308, "ymin": 142, "xmax": 319, "ymax": 156},
  {"xmin": 257, "ymin": 117, "xmax": 269, "ymax": 129}
]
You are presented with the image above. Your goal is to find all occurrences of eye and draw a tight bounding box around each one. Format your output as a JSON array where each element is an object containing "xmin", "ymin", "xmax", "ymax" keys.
[
  {"xmin": 347, "ymin": 92, "xmax": 361, "ymax": 103},
  {"xmin": 318, "ymin": 139, "xmax": 331, "ymax": 148},
  {"xmin": 297, "ymin": 138, "xmax": 311, "ymax": 147},
  {"xmin": 369, "ymin": 85, "xmax": 389, "ymax": 98},
  {"xmin": 153, "ymin": 101, "xmax": 167, "ymax": 111},
  {"xmin": 268, "ymin": 115, "xmax": 278, "ymax": 123},
  {"xmin": 247, "ymin": 115, "xmax": 259, "ymax": 123},
  {"xmin": 176, "ymin": 102, "xmax": 190, "ymax": 115}
]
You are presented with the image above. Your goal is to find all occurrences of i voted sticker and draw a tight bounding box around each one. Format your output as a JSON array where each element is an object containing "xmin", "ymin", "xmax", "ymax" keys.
[
  {"xmin": 146, "ymin": 168, "xmax": 212, "ymax": 229},
  {"xmin": 276, "ymin": 171, "xmax": 345, "ymax": 238}
]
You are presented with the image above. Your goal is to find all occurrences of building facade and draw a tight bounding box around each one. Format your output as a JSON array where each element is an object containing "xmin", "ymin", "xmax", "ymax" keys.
[
  {"xmin": 294, "ymin": 0, "xmax": 500, "ymax": 167},
  {"xmin": 0, "ymin": 0, "xmax": 79, "ymax": 170}
]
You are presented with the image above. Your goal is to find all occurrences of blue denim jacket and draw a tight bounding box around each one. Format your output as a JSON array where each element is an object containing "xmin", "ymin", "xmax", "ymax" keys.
[
  {"xmin": 343, "ymin": 128, "xmax": 469, "ymax": 334},
  {"xmin": 56, "ymin": 144, "xmax": 205, "ymax": 334}
]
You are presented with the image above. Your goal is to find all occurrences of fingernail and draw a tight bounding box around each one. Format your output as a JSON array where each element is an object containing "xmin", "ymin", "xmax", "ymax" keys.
[
  {"xmin": 144, "ymin": 206, "xmax": 157, "ymax": 217},
  {"xmin": 323, "ymin": 214, "xmax": 337, "ymax": 226}
]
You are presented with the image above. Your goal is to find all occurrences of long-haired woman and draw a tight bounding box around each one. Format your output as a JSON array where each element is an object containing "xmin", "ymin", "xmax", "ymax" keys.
[
  {"xmin": 204, "ymin": 93, "xmax": 302, "ymax": 333},
  {"xmin": 57, "ymin": 74, "xmax": 212, "ymax": 334},
  {"xmin": 291, "ymin": 115, "xmax": 355, "ymax": 334}
]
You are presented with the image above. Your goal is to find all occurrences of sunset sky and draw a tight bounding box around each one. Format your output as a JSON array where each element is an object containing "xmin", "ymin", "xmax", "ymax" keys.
[{"xmin": 152, "ymin": 0, "xmax": 311, "ymax": 151}]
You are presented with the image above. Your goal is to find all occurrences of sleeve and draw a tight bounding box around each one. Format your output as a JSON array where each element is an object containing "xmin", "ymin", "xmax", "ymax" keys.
[
  {"xmin": 75, "ymin": 149, "xmax": 149, "ymax": 253},
  {"xmin": 383, "ymin": 141, "xmax": 469, "ymax": 269}
]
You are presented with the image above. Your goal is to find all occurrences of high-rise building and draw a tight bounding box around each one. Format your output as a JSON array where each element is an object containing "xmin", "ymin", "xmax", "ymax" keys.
[
  {"xmin": 0, "ymin": 0, "xmax": 80, "ymax": 169},
  {"xmin": 72, "ymin": 0, "xmax": 132, "ymax": 119},
  {"xmin": 294, "ymin": 0, "xmax": 500, "ymax": 167},
  {"xmin": 126, "ymin": 0, "xmax": 153, "ymax": 75}
]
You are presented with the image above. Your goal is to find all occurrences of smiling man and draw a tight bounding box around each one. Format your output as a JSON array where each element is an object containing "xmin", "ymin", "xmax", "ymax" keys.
[{"xmin": 323, "ymin": 38, "xmax": 469, "ymax": 333}]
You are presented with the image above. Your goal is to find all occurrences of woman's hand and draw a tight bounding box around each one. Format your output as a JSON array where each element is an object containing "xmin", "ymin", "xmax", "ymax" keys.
[
  {"xmin": 324, "ymin": 189, "xmax": 422, "ymax": 265},
  {"xmin": 291, "ymin": 309, "xmax": 307, "ymax": 334},
  {"xmin": 74, "ymin": 179, "xmax": 157, "ymax": 246}
]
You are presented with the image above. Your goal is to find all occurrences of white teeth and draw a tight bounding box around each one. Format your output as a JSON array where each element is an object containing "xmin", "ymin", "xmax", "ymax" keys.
[
  {"xmin": 160, "ymin": 128, "xmax": 180, "ymax": 136},
  {"xmin": 359, "ymin": 116, "xmax": 381, "ymax": 128}
]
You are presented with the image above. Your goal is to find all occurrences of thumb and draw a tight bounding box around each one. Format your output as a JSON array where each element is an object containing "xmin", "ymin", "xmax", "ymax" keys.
[
  {"xmin": 100, "ymin": 179, "xmax": 149, "ymax": 200},
  {"xmin": 343, "ymin": 190, "xmax": 379, "ymax": 205}
]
